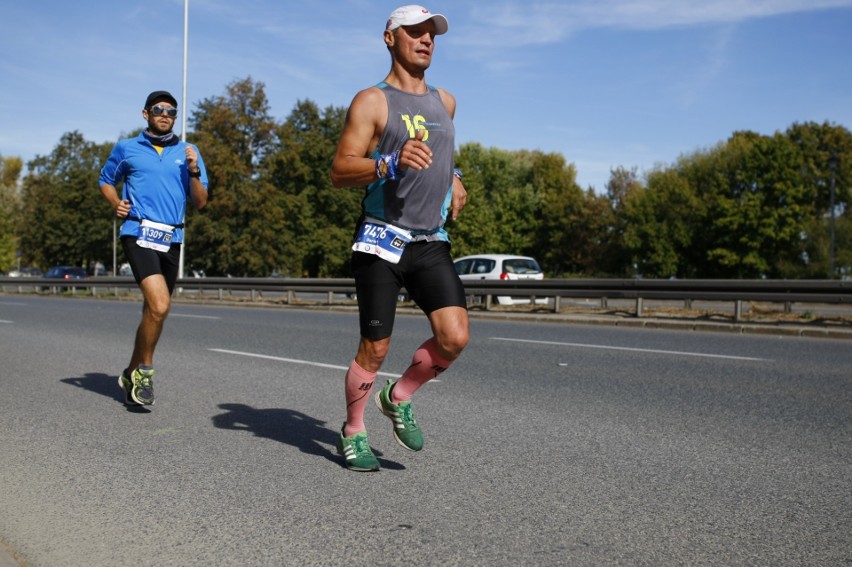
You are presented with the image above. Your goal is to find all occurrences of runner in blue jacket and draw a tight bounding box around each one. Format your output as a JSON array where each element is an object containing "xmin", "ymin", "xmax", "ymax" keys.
[{"xmin": 99, "ymin": 90, "xmax": 208, "ymax": 407}]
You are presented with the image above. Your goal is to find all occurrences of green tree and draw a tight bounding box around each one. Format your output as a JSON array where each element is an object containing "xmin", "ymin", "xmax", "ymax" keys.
[
  {"xmin": 835, "ymin": 215, "xmax": 852, "ymax": 278},
  {"xmin": 0, "ymin": 155, "xmax": 23, "ymax": 272},
  {"xmin": 269, "ymin": 100, "xmax": 356, "ymax": 277},
  {"xmin": 680, "ymin": 131, "xmax": 809, "ymax": 278},
  {"xmin": 18, "ymin": 132, "xmax": 113, "ymax": 270},
  {"xmin": 622, "ymin": 168, "xmax": 702, "ymax": 278},
  {"xmin": 450, "ymin": 144, "xmax": 545, "ymax": 259},
  {"xmin": 530, "ymin": 152, "xmax": 589, "ymax": 275},
  {"xmin": 571, "ymin": 189, "xmax": 621, "ymax": 276},
  {"xmin": 187, "ymin": 77, "xmax": 281, "ymax": 276},
  {"xmin": 786, "ymin": 122, "xmax": 851, "ymax": 214},
  {"xmin": 602, "ymin": 167, "xmax": 643, "ymax": 276},
  {"xmin": 785, "ymin": 121, "xmax": 852, "ymax": 277}
]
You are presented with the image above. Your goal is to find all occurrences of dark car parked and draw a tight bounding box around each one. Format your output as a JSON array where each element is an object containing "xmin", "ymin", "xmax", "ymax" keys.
[
  {"xmin": 44, "ymin": 266, "xmax": 87, "ymax": 279},
  {"xmin": 41, "ymin": 266, "xmax": 88, "ymax": 291}
]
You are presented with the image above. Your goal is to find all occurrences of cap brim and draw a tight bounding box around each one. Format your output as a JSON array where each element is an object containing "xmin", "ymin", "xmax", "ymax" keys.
[{"xmin": 429, "ymin": 14, "xmax": 448, "ymax": 35}]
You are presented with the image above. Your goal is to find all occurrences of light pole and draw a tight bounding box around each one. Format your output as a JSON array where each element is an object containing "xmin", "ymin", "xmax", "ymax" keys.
[
  {"xmin": 828, "ymin": 155, "xmax": 838, "ymax": 279},
  {"xmin": 178, "ymin": 0, "xmax": 189, "ymax": 279},
  {"xmin": 113, "ymin": 218, "xmax": 117, "ymax": 276}
]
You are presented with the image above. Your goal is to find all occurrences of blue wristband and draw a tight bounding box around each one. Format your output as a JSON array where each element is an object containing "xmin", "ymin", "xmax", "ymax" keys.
[
  {"xmin": 453, "ymin": 168, "xmax": 463, "ymax": 179},
  {"xmin": 376, "ymin": 151, "xmax": 406, "ymax": 180}
]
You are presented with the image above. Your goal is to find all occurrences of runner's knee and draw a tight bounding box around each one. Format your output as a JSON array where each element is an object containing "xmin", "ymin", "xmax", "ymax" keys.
[
  {"xmin": 142, "ymin": 295, "xmax": 171, "ymax": 322},
  {"xmin": 436, "ymin": 328, "xmax": 468, "ymax": 360},
  {"xmin": 357, "ymin": 337, "xmax": 391, "ymax": 370}
]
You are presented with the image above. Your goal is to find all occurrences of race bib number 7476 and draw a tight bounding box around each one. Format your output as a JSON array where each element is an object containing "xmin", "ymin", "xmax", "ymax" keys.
[{"xmin": 351, "ymin": 219, "xmax": 412, "ymax": 264}]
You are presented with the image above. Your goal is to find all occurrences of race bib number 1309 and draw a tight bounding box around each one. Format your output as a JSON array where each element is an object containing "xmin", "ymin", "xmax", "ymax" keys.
[{"xmin": 136, "ymin": 219, "xmax": 175, "ymax": 253}]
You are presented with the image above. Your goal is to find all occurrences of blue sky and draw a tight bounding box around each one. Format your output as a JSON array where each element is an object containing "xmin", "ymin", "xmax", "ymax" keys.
[{"xmin": 2, "ymin": 0, "xmax": 851, "ymax": 192}]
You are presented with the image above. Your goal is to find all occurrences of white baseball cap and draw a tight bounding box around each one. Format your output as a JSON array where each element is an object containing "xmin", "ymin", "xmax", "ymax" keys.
[{"xmin": 386, "ymin": 5, "xmax": 449, "ymax": 35}]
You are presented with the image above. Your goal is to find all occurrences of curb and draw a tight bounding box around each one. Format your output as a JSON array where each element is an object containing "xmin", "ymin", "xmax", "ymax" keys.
[{"xmin": 458, "ymin": 309, "xmax": 852, "ymax": 340}]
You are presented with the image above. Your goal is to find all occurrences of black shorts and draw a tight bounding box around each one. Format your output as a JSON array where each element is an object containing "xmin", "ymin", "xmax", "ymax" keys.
[
  {"xmin": 121, "ymin": 235, "xmax": 181, "ymax": 294},
  {"xmin": 351, "ymin": 241, "xmax": 467, "ymax": 340}
]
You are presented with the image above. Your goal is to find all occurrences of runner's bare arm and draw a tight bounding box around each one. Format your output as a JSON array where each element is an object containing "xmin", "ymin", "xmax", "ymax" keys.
[
  {"xmin": 332, "ymin": 87, "xmax": 435, "ymax": 186},
  {"xmin": 331, "ymin": 88, "xmax": 386, "ymax": 187}
]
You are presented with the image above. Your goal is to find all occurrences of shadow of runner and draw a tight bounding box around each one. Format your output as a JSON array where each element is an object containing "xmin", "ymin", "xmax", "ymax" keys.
[
  {"xmin": 60, "ymin": 373, "xmax": 151, "ymax": 413},
  {"xmin": 211, "ymin": 403, "xmax": 404, "ymax": 470}
]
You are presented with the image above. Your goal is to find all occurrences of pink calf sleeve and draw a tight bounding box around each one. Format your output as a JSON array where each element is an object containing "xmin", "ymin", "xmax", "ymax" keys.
[
  {"xmin": 343, "ymin": 359, "xmax": 377, "ymax": 436},
  {"xmin": 391, "ymin": 338, "xmax": 453, "ymax": 403}
]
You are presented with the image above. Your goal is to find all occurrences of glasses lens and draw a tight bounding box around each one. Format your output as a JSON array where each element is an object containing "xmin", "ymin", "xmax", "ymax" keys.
[{"xmin": 151, "ymin": 105, "xmax": 177, "ymax": 117}]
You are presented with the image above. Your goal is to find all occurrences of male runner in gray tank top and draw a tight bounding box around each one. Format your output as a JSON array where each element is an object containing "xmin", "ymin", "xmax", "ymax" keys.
[{"xmin": 331, "ymin": 5, "xmax": 469, "ymax": 471}]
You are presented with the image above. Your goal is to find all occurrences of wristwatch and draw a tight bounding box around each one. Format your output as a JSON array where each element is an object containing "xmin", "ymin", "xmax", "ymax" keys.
[{"xmin": 189, "ymin": 168, "xmax": 201, "ymax": 178}]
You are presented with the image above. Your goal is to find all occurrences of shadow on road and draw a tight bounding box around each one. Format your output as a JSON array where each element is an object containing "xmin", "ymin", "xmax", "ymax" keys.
[
  {"xmin": 60, "ymin": 372, "xmax": 151, "ymax": 413},
  {"xmin": 211, "ymin": 403, "xmax": 404, "ymax": 471}
]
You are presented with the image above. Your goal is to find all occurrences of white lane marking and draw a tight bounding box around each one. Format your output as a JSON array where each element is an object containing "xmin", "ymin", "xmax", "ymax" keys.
[
  {"xmin": 209, "ymin": 348, "xmax": 403, "ymax": 378},
  {"xmin": 172, "ymin": 313, "xmax": 220, "ymax": 320},
  {"xmin": 0, "ymin": 319, "xmax": 12, "ymax": 324},
  {"xmin": 491, "ymin": 337, "xmax": 771, "ymax": 362},
  {"xmin": 0, "ymin": 301, "xmax": 28, "ymax": 306}
]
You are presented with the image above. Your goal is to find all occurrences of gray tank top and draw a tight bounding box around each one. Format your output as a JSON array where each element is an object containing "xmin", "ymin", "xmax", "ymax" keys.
[{"xmin": 362, "ymin": 82, "xmax": 455, "ymax": 236}]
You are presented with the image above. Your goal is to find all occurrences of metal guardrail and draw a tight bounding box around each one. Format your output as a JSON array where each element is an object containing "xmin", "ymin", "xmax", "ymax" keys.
[
  {"xmin": 2, "ymin": 276, "xmax": 850, "ymax": 321},
  {"xmin": 471, "ymin": 278, "xmax": 852, "ymax": 320}
]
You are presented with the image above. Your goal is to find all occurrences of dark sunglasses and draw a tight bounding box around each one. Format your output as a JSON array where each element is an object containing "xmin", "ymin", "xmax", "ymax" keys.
[{"xmin": 148, "ymin": 105, "xmax": 178, "ymax": 118}]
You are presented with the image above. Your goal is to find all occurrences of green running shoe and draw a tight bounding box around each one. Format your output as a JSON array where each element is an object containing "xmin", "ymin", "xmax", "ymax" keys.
[
  {"xmin": 118, "ymin": 369, "xmax": 138, "ymax": 405},
  {"xmin": 375, "ymin": 379, "xmax": 423, "ymax": 451},
  {"xmin": 337, "ymin": 426, "xmax": 380, "ymax": 472},
  {"xmin": 130, "ymin": 367, "xmax": 155, "ymax": 405}
]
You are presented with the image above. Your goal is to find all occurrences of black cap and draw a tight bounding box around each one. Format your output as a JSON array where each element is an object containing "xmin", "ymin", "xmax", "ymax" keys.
[{"xmin": 144, "ymin": 90, "xmax": 177, "ymax": 109}]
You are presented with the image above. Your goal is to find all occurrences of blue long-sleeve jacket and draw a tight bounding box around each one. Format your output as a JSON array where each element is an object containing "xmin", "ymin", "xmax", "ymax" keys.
[{"xmin": 99, "ymin": 132, "xmax": 208, "ymax": 243}]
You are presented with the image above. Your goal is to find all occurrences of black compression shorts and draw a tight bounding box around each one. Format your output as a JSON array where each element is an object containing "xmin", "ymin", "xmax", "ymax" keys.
[
  {"xmin": 351, "ymin": 241, "xmax": 467, "ymax": 340},
  {"xmin": 121, "ymin": 235, "xmax": 181, "ymax": 294}
]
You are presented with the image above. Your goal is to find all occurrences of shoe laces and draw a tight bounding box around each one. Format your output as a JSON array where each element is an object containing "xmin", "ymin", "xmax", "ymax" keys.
[
  {"xmin": 352, "ymin": 434, "xmax": 371, "ymax": 456},
  {"xmin": 398, "ymin": 401, "xmax": 417, "ymax": 427},
  {"xmin": 135, "ymin": 374, "xmax": 153, "ymax": 389}
]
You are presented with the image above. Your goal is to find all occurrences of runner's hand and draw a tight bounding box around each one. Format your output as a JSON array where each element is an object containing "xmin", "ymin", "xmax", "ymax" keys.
[
  {"xmin": 397, "ymin": 129, "xmax": 432, "ymax": 172},
  {"xmin": 115, "ymin": 199, "xmax": 130, "ymax": 219},
  {"xmin": 185, "ymin": 145, "xmax": 199, "ymax": 171}
]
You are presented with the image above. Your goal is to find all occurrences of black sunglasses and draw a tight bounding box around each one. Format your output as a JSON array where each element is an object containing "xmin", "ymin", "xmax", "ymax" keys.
[{"xmin": 148, "ymin": 105, "xmax": 178, "ymax": 118}]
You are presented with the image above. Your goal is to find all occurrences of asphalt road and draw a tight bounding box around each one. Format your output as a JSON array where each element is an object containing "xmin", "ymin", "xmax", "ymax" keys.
[{"xmin": 1, "ymin": 296, "xmax": 850, "ymax": 566}]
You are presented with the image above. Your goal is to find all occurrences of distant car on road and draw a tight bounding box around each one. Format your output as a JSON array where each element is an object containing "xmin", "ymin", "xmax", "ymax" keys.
[
  {"xmin": 453, "ymin": 254, "xmax": 546, "ymax": 305},
  {"xmin": 41, "ymin": 266, "xmax": 88, "ymax": 291},
  {"xmin": 44, "ymin": 266, "xmax": 87, "ymax": 279},
  {"xmin": 8, "ymin": 267, "xmax": 42, "ymax": 278}
]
